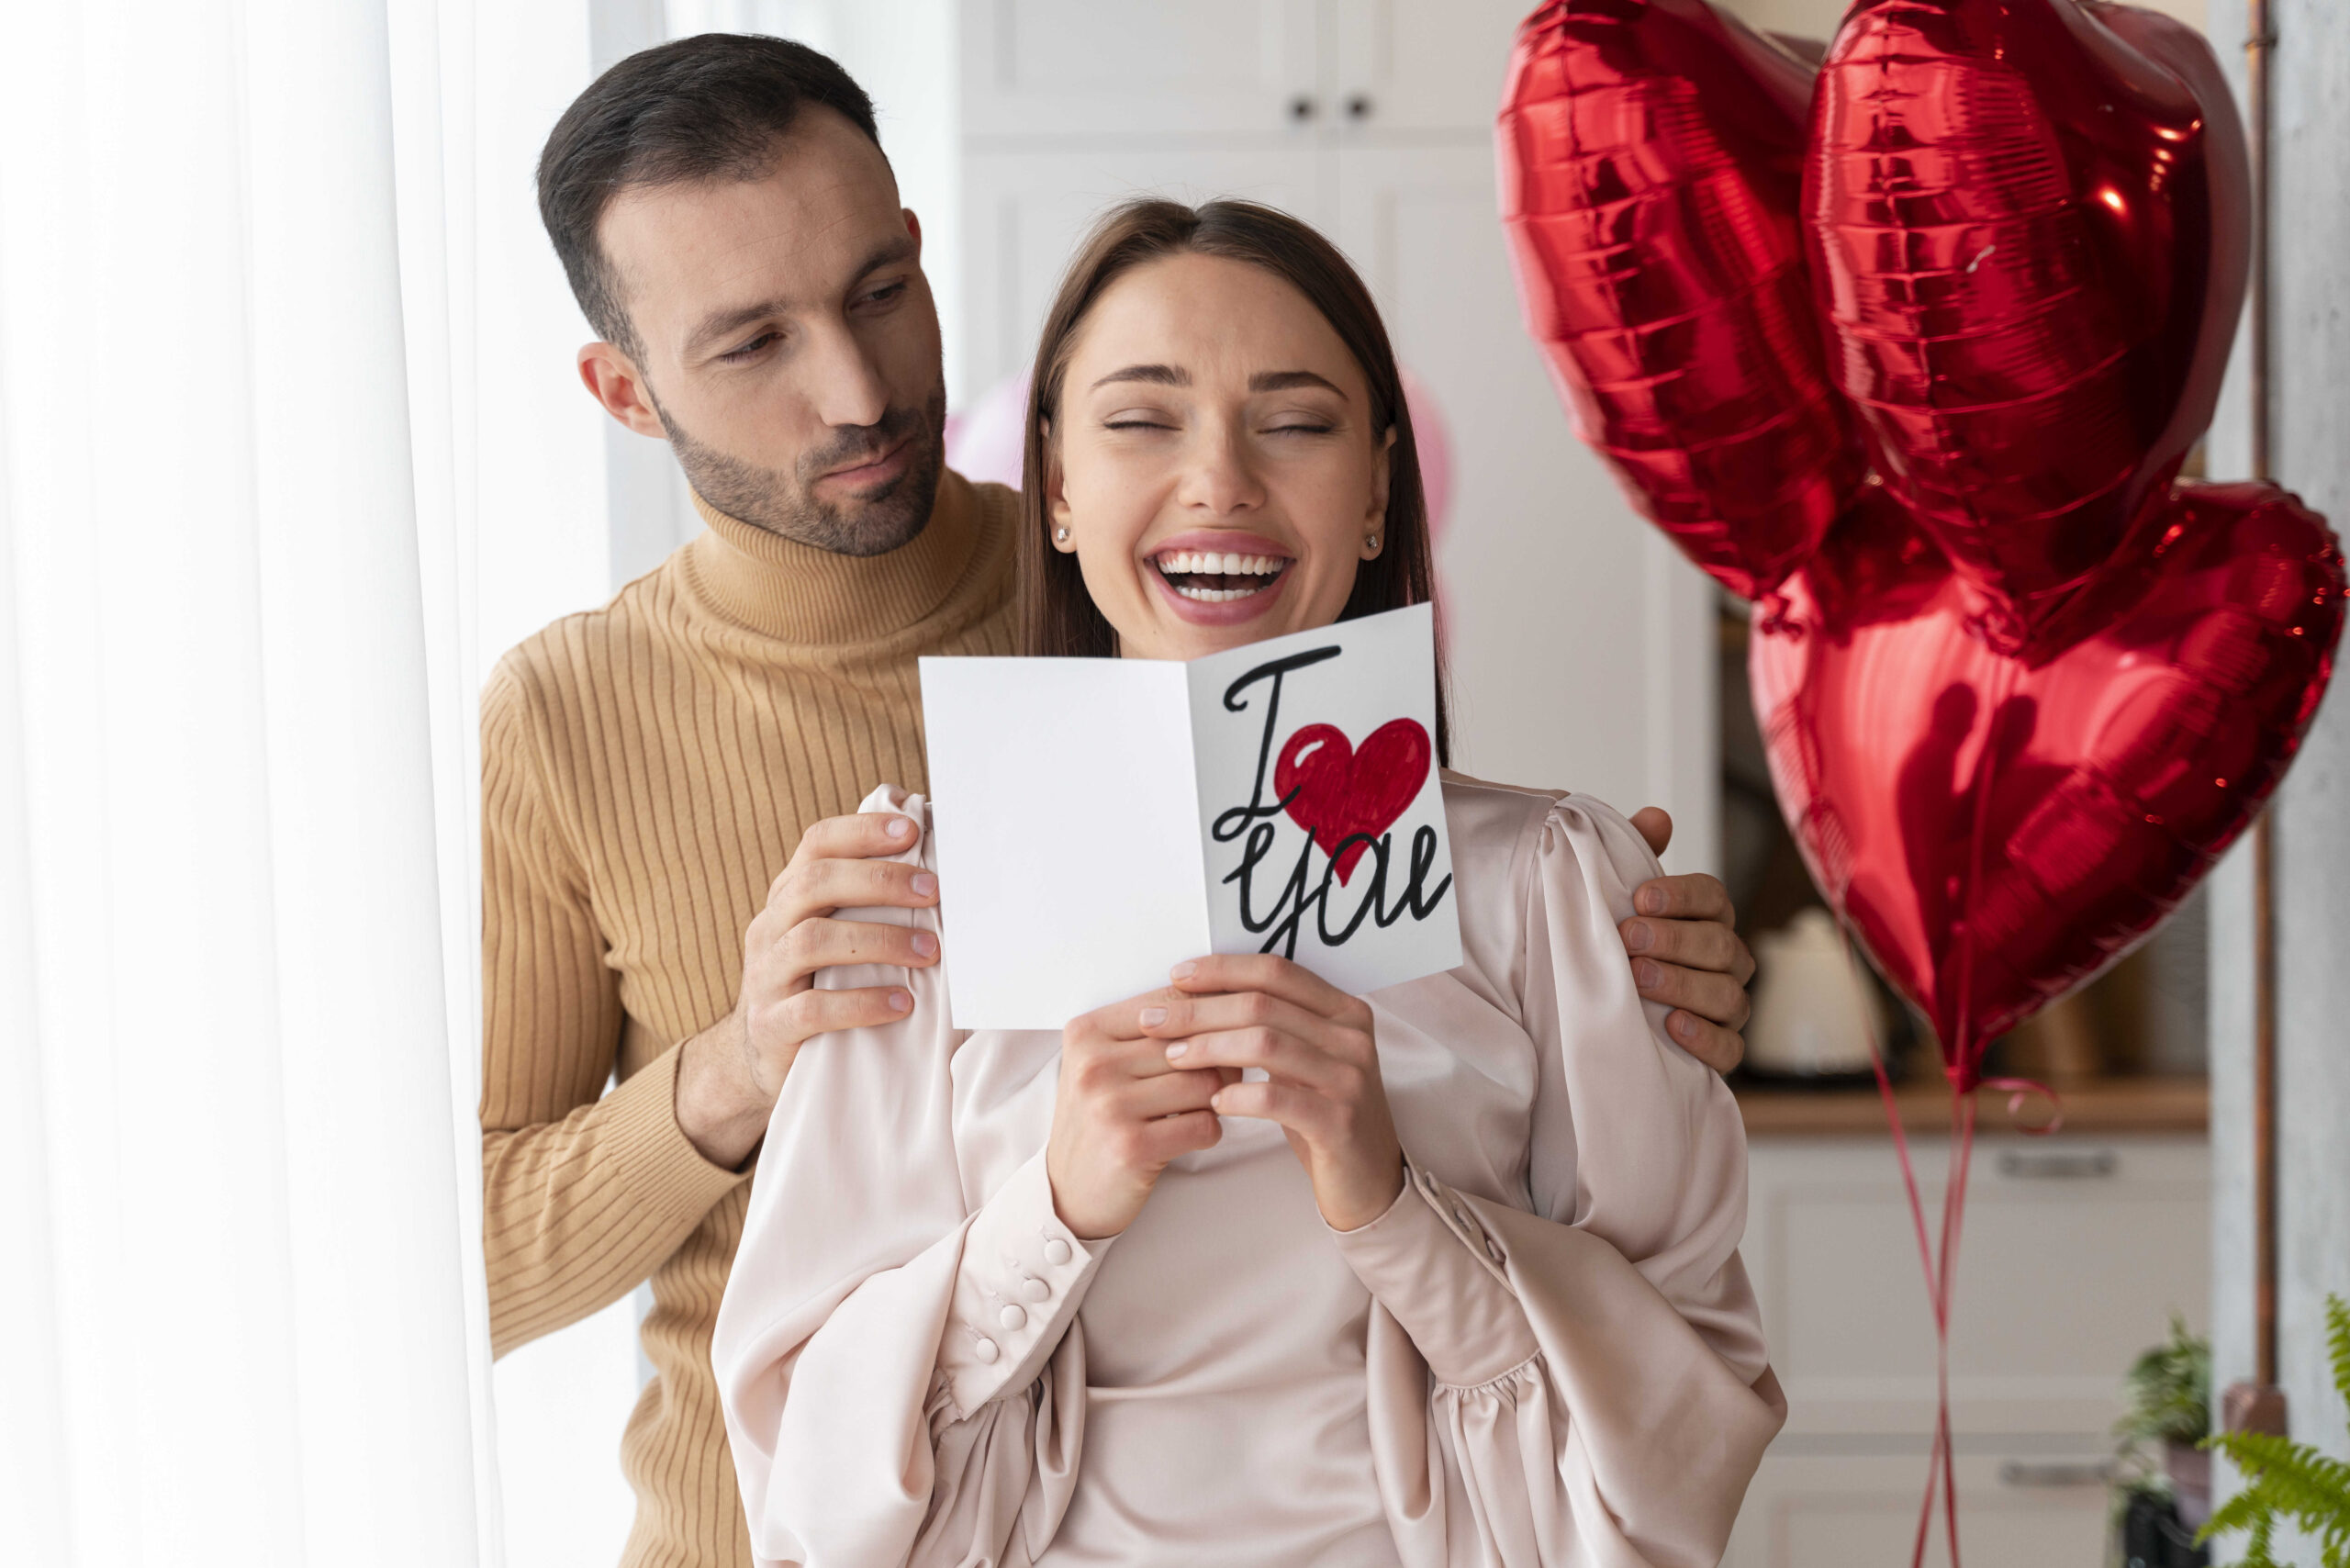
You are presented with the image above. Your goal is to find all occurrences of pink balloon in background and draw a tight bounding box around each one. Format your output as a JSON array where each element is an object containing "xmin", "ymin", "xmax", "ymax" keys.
[
  {"xmin": 945, "ymin": 367, "xmax": 1457, "ymax": 543},
  {"xmin": 943, "ymin": 371, "xmax": 1032, "ymax": 491}
]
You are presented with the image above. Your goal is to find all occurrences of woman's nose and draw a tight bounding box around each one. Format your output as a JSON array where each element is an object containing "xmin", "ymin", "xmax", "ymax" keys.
[{"xmin": 1176, "ymin": 420, "xmax": 1266, "ymax": 517}]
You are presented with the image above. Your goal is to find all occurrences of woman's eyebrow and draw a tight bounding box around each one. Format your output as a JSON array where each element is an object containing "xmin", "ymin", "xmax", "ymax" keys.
[
  {"xmin": 1248, "ymin": 369, "xmax": 1346, "ymax": 397},
  {"xmin": 1090, "ymin": 363, "xmax": 1190, "ymax": 390}
]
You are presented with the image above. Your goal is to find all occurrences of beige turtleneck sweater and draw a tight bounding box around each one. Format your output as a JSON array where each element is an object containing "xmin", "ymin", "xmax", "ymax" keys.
[{"xmin": 479, "ymin": 470, "xmax": 1020, "ymax": 1568}]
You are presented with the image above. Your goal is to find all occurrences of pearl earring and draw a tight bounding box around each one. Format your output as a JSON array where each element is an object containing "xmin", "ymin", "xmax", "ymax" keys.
[{"xmin": 1055, "ymin": 525, "xmax": 1071, "ymax": 544}]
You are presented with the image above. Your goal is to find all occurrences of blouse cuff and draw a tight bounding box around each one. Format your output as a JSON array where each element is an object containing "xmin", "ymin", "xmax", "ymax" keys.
[
  {"xmin": 1329, "ymin": 1157, "xmax": 1539, "ymax": 1388},
  {"xmin": 936, "ymin": 1150, "xmax": 1107, "ymax": 1417}
]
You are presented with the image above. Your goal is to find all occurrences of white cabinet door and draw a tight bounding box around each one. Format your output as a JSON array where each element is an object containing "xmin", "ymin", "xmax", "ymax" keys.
[
  {"xmin": 960, "ymin": 0, "xmax": 1322, "ymax": 139},
  {"xmin": 1743, "ymin": 1136, "xmax": 2210, "ymax": 1438},
  {"xmin": 1723, "ymin": 1450, "xmax": 2115, "ymax": 1568},
  {"xmin": 1327, "ymin": 0, "xmax": 1535, "ymax": 137},
  {"xmin": 1333, "ymin": 143, "xmax": 1718, "ymax": 867},
  {"xmin": 959, "ymin": 146, "xmax": 1328, "ymax": 397}
]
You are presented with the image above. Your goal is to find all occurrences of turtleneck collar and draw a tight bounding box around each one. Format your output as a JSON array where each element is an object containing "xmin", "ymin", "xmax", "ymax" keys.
[{"xmin": 677, "ymin": 469, "xmax": 984, "ymax": 646}]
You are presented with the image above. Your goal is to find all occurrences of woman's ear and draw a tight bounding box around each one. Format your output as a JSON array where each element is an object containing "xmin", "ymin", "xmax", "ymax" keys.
[
  {"xmin": 1042, "ymin": 418, "xmax": 1078, "ymax": 551},
  {"xmin": 1363, "ymin": 424, "xmax": 1397, "ymax": 550}
]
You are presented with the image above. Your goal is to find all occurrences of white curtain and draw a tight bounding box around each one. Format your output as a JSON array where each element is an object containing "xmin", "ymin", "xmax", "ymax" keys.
[{"xmin": 0, "ymin": 1, "xmax": 614, "ymax": 1563}]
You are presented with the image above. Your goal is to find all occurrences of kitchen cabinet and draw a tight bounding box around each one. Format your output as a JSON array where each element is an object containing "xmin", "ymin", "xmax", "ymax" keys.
[
  {"xmin": 1726, "ymin": 1131, "xmax": 2210, "ymax": 1565},
  {"xmin": 960, "ymin": 0, "xmax": 1524, "ymax": 141}
]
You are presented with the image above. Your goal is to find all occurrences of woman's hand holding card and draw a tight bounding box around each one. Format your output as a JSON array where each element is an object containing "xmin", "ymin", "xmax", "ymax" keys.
[{"xmin": 1146, "ymin": 954, "xmax": 1405, "ymax": 1234}]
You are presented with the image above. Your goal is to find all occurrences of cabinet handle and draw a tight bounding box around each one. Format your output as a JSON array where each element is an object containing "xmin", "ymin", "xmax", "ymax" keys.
[
  {"xmin": 1288, "ymin": 95, "xmax": 1317, "ymax": 123},
  {"xmin": 1345, "ymin": 93, "xmax": 1373, "ymax": 121},
  {"xmin": 1999, "ymin": 1460, "xmax": 2114, "ymax": 1489},
  {"xmin": 1998, "ymin": 1148, "xmax": 2117, "ymax": 1180}
]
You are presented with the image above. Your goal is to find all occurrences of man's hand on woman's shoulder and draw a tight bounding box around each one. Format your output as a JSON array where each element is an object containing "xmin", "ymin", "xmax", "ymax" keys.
[
  {"xmin": 1623, "ymin": 808, "xmax": 1756, "ymax": 1077},
  {"xmin": 674, "ymin": 810, "xmax": 943, "ymax": 1170}
]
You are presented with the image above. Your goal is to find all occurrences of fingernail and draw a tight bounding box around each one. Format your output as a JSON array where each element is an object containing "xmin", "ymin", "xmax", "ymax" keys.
[
  {"xmin": 1164, "ymin": 1041, "xmax": 1188, "ymax": 1060},
  {"xmin": 1635, "ymin": 958, "xmax": 1662, "ymax": 991},
  {"xmin": 1639, "ymin": 887, "xmax": 1665, "ymax": 914},
  {"xmin": 1673, "ymin": 1013, "xmax": 1696, "ymax": 1040},
  {"xmin": 911, "ymin": 931, "xmax": 937, "ymax": 958},
  {"xmin": 1623, "ymin": 920, "xmax": 1652, "ymax": 952},
  {"xmin": 911, "ymin": 872, "xmax": 937, "ymax": 897},
  {"xmin": 1170, "ymin": 960, "xmax": 1197, "ymax": 981},
  {"xmin": 886, "ymin": 816, "xmax": 912, "ymax": 839},
  {"xmin": 1140, "ymin": 1005, "xmax": 1169, "ymax": 1027},
  {"xmin": 890, "ymin": 989, "xmax": 912, "ymax": 1013}
]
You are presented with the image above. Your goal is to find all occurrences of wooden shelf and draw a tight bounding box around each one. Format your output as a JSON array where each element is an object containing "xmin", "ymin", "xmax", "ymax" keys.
[{"xmin": 1734, "ymin": 1074, "xmax": 2208, "ymax": 1139}]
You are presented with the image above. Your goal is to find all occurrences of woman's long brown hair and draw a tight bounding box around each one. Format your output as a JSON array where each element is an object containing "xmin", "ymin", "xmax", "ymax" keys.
[{"xmin": 1013, "ymin": 197, "xmax": 1452, "ymax": 763}]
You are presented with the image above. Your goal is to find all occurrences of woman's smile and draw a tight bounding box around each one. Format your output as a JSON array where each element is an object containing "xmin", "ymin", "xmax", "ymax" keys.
[{"xmin": 1144, "ymin": 530, "xmax": 1296, "ymax": 622}]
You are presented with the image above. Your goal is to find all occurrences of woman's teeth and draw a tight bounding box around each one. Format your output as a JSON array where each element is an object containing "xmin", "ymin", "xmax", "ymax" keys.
[{"xmin": 1154, "ymin": 549, "xmax": 1288, "ymax": 602}]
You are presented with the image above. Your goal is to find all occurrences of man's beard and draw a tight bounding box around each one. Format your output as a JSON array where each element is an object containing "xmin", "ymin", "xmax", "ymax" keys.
[{"xmin": 657, "ymin": 384, "xmax": 948, "ymax": 558}]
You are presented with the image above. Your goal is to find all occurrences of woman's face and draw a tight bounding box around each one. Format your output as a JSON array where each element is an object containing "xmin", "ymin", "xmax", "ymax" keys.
[{"xmin": 1046, "ymin": 252, "xmax": 1393, "ymax": 662}]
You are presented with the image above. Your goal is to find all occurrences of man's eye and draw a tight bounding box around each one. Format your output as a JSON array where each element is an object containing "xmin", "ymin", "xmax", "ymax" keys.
[
  {"xmin": 720, "ymin": 332, "xmax": 778, "ymax": 364},
  {"xmin": 856, "ymin": 280, "xmax": 909, "ymax": 309}
]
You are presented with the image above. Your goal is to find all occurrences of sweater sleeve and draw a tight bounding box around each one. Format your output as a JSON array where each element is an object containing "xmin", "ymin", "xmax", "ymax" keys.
[
  {"xmin": 477, "ymin": 653, "xmax": 747, "ymax": 1357},
  {"xmin": 1342, "ymin": 795, "xmax": 1785, "ymax": 1568}
]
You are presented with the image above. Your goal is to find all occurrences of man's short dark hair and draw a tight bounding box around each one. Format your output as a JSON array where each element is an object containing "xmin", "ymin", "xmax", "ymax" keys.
[{"xmin": 537, "ymin": 33, "xmax": 881, "ymax": 358}]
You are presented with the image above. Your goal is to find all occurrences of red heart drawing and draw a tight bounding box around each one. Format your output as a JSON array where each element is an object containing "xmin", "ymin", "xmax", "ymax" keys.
[
  {"xmin": 1274, "ymin": 719, "xmax": 1434, "ymax": 885},
  {"xmin": 1750, "ymin": 483, "xmax": 2342, "ymax": 1074}
]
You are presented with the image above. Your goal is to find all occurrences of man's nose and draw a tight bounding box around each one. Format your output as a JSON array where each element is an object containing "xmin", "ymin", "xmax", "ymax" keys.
[
  {"xmin": 804, "ymin": 320, "xmax": 892, "ymax": 431},
  {"xmin": 1177, "ymin": 419, "xmax": 1265, "ymax": 517}
]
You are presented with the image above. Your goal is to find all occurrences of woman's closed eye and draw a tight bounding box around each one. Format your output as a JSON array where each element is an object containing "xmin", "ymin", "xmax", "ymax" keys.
[{"xmin": 1102, "ymin": 409, "xmax": 1182, "ymax": 432}]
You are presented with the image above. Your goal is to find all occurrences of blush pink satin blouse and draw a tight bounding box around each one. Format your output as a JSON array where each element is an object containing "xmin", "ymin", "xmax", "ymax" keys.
[{"xmin": 713, "ymin": 775, "xmax": 1785, "ymax": 1567}]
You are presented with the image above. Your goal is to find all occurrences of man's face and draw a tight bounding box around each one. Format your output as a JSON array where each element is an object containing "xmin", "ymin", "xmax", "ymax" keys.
[{"xmin": 590, "ymin": 107, "xmax": 946, "ymax": 555}]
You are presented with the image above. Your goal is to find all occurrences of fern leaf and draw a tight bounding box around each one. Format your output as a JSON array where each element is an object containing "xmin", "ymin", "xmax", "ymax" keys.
[{"xmin": 2328, "ymin": 1294, "xmax": 2350, "ymax": 1410}]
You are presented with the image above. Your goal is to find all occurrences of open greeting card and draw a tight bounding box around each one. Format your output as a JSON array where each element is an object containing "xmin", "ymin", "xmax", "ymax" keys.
[{"xmin": 919, "ymin": 604, "xmax": 1462, "ymax": 1030}]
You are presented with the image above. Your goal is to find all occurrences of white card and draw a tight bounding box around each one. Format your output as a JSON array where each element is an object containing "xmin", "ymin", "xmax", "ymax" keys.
[{"xmin": 920, "ymin": 604, "xmax": 1461, "ymax": 1029}]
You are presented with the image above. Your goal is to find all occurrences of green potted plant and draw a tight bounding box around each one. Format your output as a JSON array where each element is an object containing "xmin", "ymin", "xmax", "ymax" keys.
[
  {"xmin": 2199, "ymin": 1293, "xmax": 2350, "ymax": 1568},
  {"xmin": 2114, "ymin": 1316, "xmax": 2215, "ymax": 1566}
]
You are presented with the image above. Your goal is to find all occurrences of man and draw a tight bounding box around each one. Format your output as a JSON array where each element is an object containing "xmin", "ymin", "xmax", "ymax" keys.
[{"xmin": 487, "ymin": 33, "xmax": 1759, "ymax": 1567}]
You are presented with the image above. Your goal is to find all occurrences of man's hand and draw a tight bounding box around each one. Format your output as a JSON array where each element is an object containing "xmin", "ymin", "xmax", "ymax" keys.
[
  {"xmin": 674, "ymin": 811, "xmax": 941, "ymax": 1170},
  {"xmin": 1625, "ymin": 808, "xmax": 1756, "ymax": 1075}
]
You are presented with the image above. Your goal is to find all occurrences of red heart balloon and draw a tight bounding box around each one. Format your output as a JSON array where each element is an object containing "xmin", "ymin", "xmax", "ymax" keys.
[
  {"xmin": 1275, "ymin": 720, "xmax": 1433, "ymax": 886},
  {"xmin": 1751, "ymin": 484, "xmax": 2342, "ymax": 1083},
  {"xmin": 1497, "ymin": 0, "xmax": 1864, "ymax": 599},
  {"xmin": 1805, "ymin": 0, "xmax": 2248, "ymax": 645}
]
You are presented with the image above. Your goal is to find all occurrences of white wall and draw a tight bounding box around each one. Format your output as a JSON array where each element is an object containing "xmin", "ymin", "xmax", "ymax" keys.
[{"xmin": 2204, "ymin": 2, "xmax": 2350, "ymax": 1561}]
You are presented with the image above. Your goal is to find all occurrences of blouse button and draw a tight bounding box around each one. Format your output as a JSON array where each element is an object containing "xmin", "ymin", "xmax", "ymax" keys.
[
  {"xmin": 1021, "ymin": 1275, "xmax": 1051, "ymax": 1303},
  {"xmin": 998, "ymin": 1303, "xmax": 1027, "ymax": 1331},
  {"xmin": 1485, "ymin": 1238, "xmax": 1506, "ymax": 1263},
  {"xmin": 1042, "ymin": 1238, "xmax": 1072, "ymax": 1266},
  {"xmin": 972, "ymin": 1337, "xmax": 999, "ymax": 1363}
]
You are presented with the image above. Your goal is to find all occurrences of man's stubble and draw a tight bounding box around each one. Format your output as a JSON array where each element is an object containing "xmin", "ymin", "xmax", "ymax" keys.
[{"xmin": 657, "ymin": 380, "xmax": 950, "ymax": 559}]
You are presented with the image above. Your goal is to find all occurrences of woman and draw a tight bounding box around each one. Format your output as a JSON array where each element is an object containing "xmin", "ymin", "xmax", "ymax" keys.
[{"xmin": 713, "ymin": 200, "xmax": 1785, "ymax": 1568}]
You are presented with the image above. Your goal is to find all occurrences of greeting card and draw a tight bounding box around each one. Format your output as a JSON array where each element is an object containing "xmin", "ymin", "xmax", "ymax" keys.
[{"xmin": 919, "ymin": 604, "xmax": 1461, "ymax": 1029}]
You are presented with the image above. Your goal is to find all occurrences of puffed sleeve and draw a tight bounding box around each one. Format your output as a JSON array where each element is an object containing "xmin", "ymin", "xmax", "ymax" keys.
[
  {"xmin": 712, "ymin": 789, "xmax": 1107, "ymax": 1568},
  {"xmin": 1334, "ymin": 794, "xmax": 1785, "ymax": 1568}
]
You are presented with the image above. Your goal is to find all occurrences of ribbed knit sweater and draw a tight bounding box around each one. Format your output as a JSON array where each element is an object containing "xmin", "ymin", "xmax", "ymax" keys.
[{"xmin": 480, "ymin": 470, "xmax": 1020, "ymax": 1568}]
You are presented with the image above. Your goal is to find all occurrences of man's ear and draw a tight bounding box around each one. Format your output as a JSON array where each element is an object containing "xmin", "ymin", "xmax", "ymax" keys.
[
  {"xmin": 577, "ymin": 342, "xmax": 668, "ymax": 440},
  {"xmin": 903, "ymin": 207, "xmax": 923, "ymax": 257}
]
